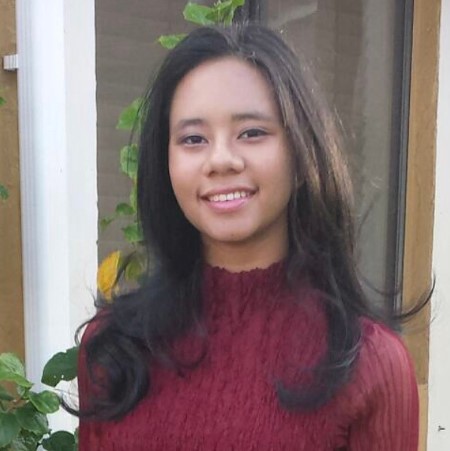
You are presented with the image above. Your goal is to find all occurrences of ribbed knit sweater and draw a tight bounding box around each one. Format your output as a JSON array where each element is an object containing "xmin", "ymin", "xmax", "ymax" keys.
[{"xmin": 78, "ymin": 263, "xmax": 419, "ymax": 450}]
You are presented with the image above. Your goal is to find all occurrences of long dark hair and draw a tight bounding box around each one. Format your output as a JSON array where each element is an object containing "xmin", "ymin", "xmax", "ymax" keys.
[{"xmin": 78, "ymin": 23, "xmax": 397, "ymax": 420}]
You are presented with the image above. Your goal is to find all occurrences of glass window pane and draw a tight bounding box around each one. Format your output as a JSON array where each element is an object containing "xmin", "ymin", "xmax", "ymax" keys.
[
  {"xmin": 95, "ymin": 0, "xmax": 206, "ymax": 263},
  {"xmin": 96, "ymin": 0, "xmax": 411, "ymax": 304},
  {"xmin": 266, "ymin": 0, "xmax": 410, "ymax": 301}
]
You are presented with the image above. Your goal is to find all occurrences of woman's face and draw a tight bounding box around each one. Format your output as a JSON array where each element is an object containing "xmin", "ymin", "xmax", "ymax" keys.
[{"xmin": 168, "ymin": 57, "xmax": 293, "ymax": 268}]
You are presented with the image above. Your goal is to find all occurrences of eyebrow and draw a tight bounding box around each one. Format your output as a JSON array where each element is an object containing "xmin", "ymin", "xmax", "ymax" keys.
[
  {"xmin": 172, "ymin": 111, "xmax": 276, "ymax": 133},
  {"xmin": 231, "ymin": 111, "xmax": 275, "ymax": 122}
]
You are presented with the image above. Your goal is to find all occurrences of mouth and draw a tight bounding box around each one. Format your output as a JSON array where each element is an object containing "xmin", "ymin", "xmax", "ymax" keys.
[
  {"xmin": 206, "ymin": 190, "xmax": 253, "ymax": 203},
  {"xmin": 201, "ymin": 188, "xmax": 256, "ymax": 212}
]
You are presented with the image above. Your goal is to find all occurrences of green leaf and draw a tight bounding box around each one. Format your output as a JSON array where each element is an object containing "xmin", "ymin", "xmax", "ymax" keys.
[
  {"xmin": 223, "ymin": 0, "xmax": 245, "ymax": 24},
  {"xmin": 207, "ymin": 0, "xmax": 245, "ymax": 25},
  {"xmin": 120, "ymin": 144, "xmax": 138, "ymax": 181},
  {"xmin": 0, "ymin": 384, "xmax": 14, "ymax": 401},
  {"xmin": 0, "ymin": 97, "xmax": 5, "ymax": 106},
  {"xmin": 41, "ymin": 430, "xmax": 76, "ymax": 451},
  {"xmin": 124, "ymin": 254, "xmax": 145, "ymax": 281},
  {"xmin": 16, "ymin": 384, "xmax": 30, "ymax": 399},
  {"xmin": 116, "ymin": 98, "xmax": 142, "ymax": 130},
  {"xmin": 14, "ymin": 402, "xmax": 49, "ymax": 434},
  {"xmin": 115, "ymin": 202, "xmax": 135, "ymax": 216},
  {"xmin": 209, "ymin": 0, "xmax": 245, "ymax": 25},
  {"xmin": 0, "ymin": 185, "xmax": 9, "ymax": 200},
  {"xmin": 0, "ymin": 354, "xmax": 25, "ymax": 377},
  {"xmin": 183, "ymin": 2, "xmax": 215, "ymax": 25},
  {"xmin": 157, "ymin": 34, "xmax": 187, "ymax": 49},
  {"xmin": 215, "ymin": 0, "xmax": 245, "ymax": 10},
  {"xmin": 122, "ymin": 223, "xmax": 143, "ymax": 244},
  {"xmin": 129, "ymin": 183, "xmax": 137, "ymax": 211},
  {"xmin": 0, "ymin": 412, "xmax": 20, "ymax": 447},
  {"xmin": 28, "ymin": 391, "xmax": 60, "ymax": 414},
  {"xmin": 0, "ymin": 354, "xmax": 32, "ymax": 389},
  {"xmin": 0, "ymin": 372, "xmax": 32, "ymax": 389},
  {"xmin": 8, "ymin": 431, "xmax": 41, "ymax": 451},
  {"xmin": 41, "ymin": 347, "xmax": 78, "ymax": 388},
  {"xmin": 99, "ymin": 216, "xmax": 115, "ymax": 232}
]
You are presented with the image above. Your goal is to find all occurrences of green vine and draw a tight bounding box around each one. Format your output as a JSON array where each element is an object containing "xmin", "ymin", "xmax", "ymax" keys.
[
  {"xmin": 0, "ymin": 349, "xmax": 78, "ymax": 450},
  {"xmin": 98, "ymin": 0, "xmax": 245, "ymax": 292}
]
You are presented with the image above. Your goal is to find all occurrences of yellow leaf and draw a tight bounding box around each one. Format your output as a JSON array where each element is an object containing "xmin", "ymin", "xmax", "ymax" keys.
[{"xmin": 97, "ymin": 251, "xmax": 121, "ymax": 301}]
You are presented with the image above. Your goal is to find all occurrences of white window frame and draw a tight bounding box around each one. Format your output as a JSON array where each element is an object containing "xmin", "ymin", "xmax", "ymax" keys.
[{"xmin": 16, "ymin": 0, "xmax": 97, "ymax": 430}]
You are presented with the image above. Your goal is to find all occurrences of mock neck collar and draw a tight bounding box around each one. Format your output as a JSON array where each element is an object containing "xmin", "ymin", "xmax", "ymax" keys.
[{"xmin": 201, "ymin": 260, "xmax": 292, "ymax": 323}]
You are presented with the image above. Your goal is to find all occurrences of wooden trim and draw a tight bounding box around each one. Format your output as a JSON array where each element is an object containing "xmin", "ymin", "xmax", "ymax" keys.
[
  {"xmin": 402, "ymin": 0, "xmax": 441, "ymax": 449},
  {"xmin": 0, "ymin": 0, "xmax": 24, "ymax": 358}
]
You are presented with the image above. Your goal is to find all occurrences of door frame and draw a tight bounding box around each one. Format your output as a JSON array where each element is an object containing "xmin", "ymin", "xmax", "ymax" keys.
[{"xmin": 402, "ymin": 0, "xmax": 441, "ymax": 449}]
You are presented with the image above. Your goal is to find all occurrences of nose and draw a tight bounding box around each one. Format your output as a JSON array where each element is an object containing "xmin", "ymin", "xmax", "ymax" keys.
[{"xmin": 202, "ymin": 139, "xmax": 245, "ymax": 176}]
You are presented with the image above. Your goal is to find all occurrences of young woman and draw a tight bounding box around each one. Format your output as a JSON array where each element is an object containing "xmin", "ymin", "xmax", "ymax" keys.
[{"xmin": 77, "ymin": 23, "xmax": 419, "ymax": 450}]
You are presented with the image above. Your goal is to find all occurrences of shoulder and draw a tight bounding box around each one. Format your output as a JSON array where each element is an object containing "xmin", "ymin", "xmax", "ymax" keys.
[
  {"xmin": 78, "ymin": 310, "xmax": 113, "ymax": 402},
  {"xmin": 349, "ymin": 318, "xmax": 418, "ymax": 403},
  {"xmin": 78, "ymin": 308, "xmax": 112, "ymax": 376},
  {"xmin": 79, "ymin": 308, "xmax": 112, "ymax": 345},
  {"xmin": 358, "ymin": 318, "xmax": 415, "ymax": 375},
  {"xmin": 340, "ymin": 319, "xmax": 420, "ymax": 449}
]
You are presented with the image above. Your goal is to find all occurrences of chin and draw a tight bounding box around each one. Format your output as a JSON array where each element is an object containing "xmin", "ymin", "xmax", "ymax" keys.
[
  {"xmin": 212, "ymin": 234, "xmax": 253, "ymax": 244},
  {"xmin": 203, "ymin": 228, "xmax": 257, "ymax": 245}
]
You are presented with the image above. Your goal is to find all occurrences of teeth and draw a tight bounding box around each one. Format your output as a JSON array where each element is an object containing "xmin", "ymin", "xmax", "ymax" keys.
[{"xmin": 208, "ymin": 191, "xmax": 251, "ymax": 202}]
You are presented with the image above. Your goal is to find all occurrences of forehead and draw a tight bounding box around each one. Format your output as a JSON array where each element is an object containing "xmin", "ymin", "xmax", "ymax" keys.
[{"xmin": 169, "ymin": 57, "xmax": 279, "ymax": 123}]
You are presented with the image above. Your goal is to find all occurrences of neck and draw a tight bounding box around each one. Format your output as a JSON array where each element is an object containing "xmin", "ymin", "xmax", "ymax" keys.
[{"xmin": 203, "ymin": 234, "xmax": 289, "ymax": 273}]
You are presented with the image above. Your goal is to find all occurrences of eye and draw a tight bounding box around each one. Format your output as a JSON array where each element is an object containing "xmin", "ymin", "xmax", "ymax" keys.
[
  {"xmin": 239, "ymin": 128, "xmax": 268, "ymax": 139},
  {"xmin": 181, "ymin": 135, "xmax": 207, "ymax": 146}
]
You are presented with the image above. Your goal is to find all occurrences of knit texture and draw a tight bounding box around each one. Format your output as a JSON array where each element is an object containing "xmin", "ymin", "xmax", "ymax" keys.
[{"xmin": 78, "ymin": 262, "xmax": 419, "ymax": 450}]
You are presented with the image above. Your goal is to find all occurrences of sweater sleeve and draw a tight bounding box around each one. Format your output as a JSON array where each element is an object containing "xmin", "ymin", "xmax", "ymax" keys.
[
  {"xmin": 348, "ymin": 321, "xmax": 419, "ymax": 451},
  {"xmin": 77, "ymin": 317, "xmax": 107, "ymax": 449}
]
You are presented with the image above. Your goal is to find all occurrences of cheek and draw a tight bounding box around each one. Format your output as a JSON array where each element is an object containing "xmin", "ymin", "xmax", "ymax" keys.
[
  {"xmin": 168, "ymin": 149, "xmax": 197, "ymax": 215},
  {"xmin": 274, "ymin": 168, "xmax": 295, "ymax": 214},
  {"xmin": 268, "ymin": 150, "xmax": 294, "ymax": 197},
  {"xmin": 168, "ymin": 146, "xmax": 184, "ymax": 185},
  {"xmin": 168, "ymin": 150, "xmax": 185, "ymax": 203}
]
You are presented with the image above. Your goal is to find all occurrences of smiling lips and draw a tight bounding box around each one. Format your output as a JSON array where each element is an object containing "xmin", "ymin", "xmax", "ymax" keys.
[
  {"xmin": 207, "ymin": 190, "xmax": 251, "ymax": 202},
  {"xmin": 202, "ymin": 189, "xmax": 255, "ymax": 212}
]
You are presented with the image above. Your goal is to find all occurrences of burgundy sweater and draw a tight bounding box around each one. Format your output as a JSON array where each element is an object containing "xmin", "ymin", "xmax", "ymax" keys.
[{"xmin": 78, "ymin": 263, "xmax": 419, "ymax": 450}]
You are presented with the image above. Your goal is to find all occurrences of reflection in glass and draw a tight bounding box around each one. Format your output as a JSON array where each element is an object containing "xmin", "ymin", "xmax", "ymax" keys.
[
  {"xmin": 265, "ymin": 0, "xmax": 410, "ymax": 303},
  {"xmin": 96, "ymin": 0, "xmax": 411, "ymax": 307}
]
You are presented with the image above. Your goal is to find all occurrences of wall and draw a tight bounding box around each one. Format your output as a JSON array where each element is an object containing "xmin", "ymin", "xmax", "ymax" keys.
[
  {"xmin": 95, "ymin": 0, "xmax": 198, "ymax": 263},
  {"xmin": 428, "ymin": 0, "xmax": 450, "ymax": 448},
  {"xmin": 0, "ymin": 0, "xmax": 24, "ymax": 357}
]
